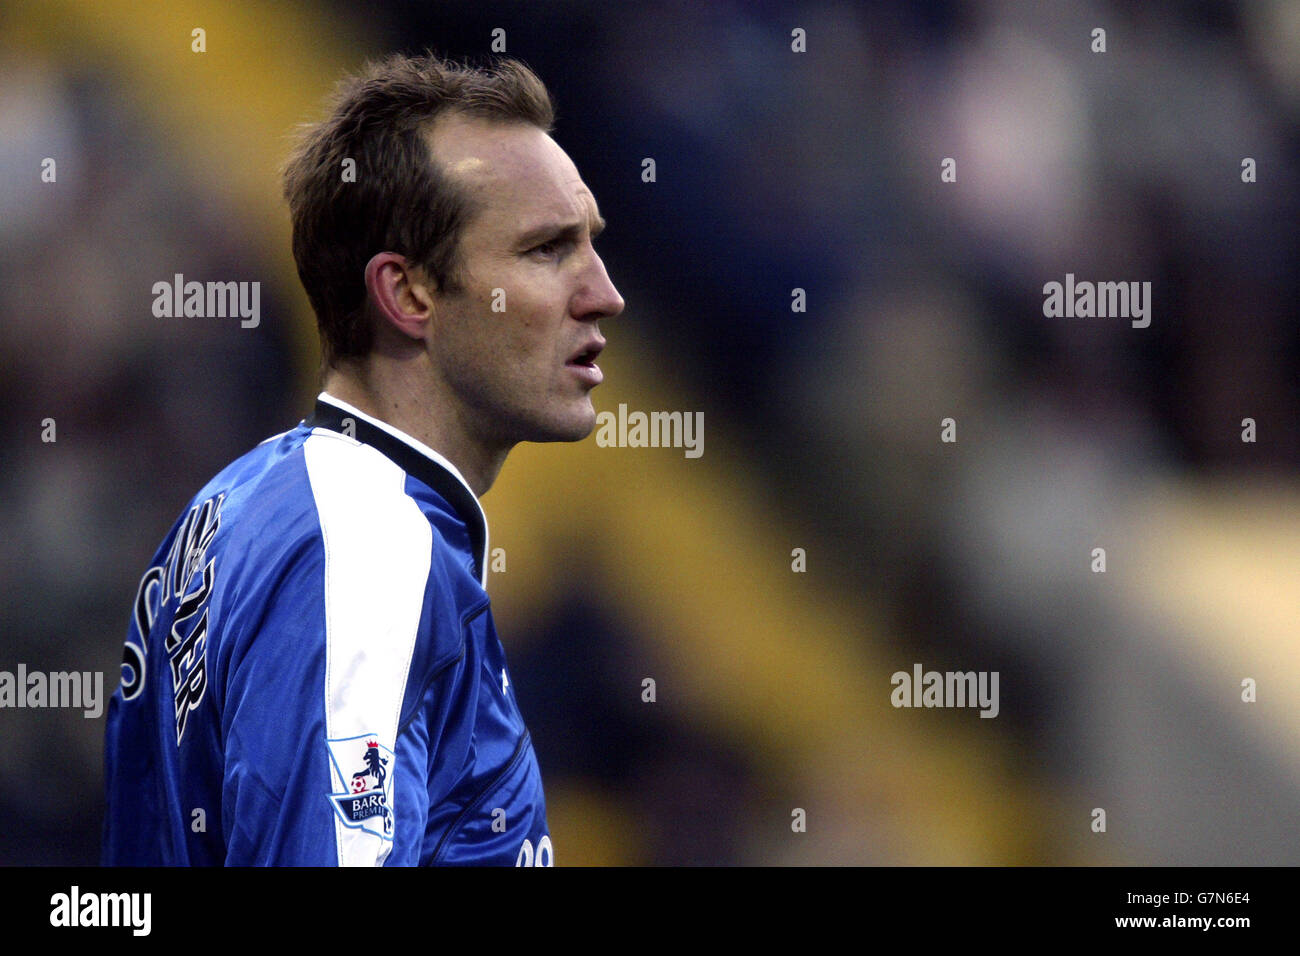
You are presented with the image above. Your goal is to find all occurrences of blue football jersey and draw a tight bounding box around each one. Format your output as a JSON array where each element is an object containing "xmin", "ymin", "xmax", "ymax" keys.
[{"xmin": 102, "ymin": 393, "xmax": 553, "ymax": 866}]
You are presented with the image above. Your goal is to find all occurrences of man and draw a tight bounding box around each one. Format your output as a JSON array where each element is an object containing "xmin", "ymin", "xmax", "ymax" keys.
[{"xmin": 102, "ymin": 53, "xmax": 624, "ymax": 866}]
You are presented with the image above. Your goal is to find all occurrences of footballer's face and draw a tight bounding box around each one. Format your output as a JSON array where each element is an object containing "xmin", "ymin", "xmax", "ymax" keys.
[{"xmin": 423, "ymin": 113, "xmax": 624, "ymax": 449}]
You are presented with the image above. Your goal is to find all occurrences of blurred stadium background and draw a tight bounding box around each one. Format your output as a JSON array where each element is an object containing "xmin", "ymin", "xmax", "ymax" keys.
[{"xmin": 0, "ymin": 0, "xmax": 1297, "ymax": 865}]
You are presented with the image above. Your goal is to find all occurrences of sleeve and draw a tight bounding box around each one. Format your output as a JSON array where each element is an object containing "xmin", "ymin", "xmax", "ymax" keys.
[{"xmin": 219, "ymin": 444, "xmax": 437, "ymax": 866}]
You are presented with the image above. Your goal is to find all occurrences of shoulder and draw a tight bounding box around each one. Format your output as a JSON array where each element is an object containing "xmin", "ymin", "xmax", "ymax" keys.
[
  {"xmin": 298, "ymin": 429, "xmax": 474, "ymax": 655},
  {"xmin": 212, "ymin": 427, "xmax": 474, "ymax": 654},
  {"xmin": 214, "ymin": 429, "xmax": 468, "ymax": 672},
  {"xmin": 200, "ymin": 427, "xmax": 438, "ymax": 616},
  {"xmin": 299, "ymin": 427, "xmax": 434, "ymax": 575}
]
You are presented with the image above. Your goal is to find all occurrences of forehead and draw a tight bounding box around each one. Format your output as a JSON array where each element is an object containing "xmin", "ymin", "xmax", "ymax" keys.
[{"xmin": 424, "ymin": 113, "xmax": 599, "ymax": 237}]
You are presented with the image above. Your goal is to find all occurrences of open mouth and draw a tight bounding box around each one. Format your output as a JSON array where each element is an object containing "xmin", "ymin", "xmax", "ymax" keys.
[
  {"xmin": 565, "ymin": 341, "xmax": 605, "ymax": 386},
  {"xmin": 567, "ymin": 347, "xmax": 601, "ymax": 368},
  {"xmin": 566, "ymin": 341, "xmax": 605, "ymax": 368}
]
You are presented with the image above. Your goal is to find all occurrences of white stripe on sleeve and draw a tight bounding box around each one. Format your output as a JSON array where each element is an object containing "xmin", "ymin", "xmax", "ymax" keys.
[{"xmin": 305, "ymin": 430, "xmax": 431, "ymax": 866}]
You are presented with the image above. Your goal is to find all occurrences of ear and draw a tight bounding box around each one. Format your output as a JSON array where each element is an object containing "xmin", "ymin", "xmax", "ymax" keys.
[{"xmin": 364, "ymin": 252, "xmax": 434, "ymax": 341}]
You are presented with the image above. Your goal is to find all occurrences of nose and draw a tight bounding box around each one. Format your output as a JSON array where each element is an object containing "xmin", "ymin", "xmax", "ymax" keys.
[{"xmin": 574, "ymin": 250, "xmax": 625, "ymax": 322}]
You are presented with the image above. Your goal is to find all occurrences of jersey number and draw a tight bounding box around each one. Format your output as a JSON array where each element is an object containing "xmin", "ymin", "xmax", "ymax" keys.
[{"xmin": 515, "ymin": 835, "xmax": 554, "ymax": 867}]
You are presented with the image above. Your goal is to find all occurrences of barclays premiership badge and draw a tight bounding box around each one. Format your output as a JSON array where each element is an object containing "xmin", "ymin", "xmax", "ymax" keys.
[{"xmin": 326, "ymin": 733, "xmax": 395, "ymax": 841}]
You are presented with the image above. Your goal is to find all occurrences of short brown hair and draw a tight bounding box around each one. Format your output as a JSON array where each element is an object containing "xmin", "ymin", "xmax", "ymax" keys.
[{"xmin": 282, "ymin": 52, "xmax": 554, "ymax": 365}]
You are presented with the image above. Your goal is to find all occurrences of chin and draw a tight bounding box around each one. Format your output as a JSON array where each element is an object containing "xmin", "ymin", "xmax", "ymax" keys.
[
  {"xmin": 557, "ymin": 408, "xmax": 598, "ymax": 442},
  {"xmin": 520, "ymin": 400, "xmax": 597, "ymax": 444}
]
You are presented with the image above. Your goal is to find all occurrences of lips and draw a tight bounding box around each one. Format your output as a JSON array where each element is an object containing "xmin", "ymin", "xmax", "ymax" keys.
[
  {"xmin": 566, "ymin": 340, "xmax": 605, "ymax": 368},
  {"xmin": 566, "ymin": 339, "xmax": 605, "ymax": 386}
]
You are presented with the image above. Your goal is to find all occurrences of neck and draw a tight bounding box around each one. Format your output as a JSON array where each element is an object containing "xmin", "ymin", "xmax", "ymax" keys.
[{"xmin": 321, "ymin": 360, "xmax": 508, "ymax": 498}]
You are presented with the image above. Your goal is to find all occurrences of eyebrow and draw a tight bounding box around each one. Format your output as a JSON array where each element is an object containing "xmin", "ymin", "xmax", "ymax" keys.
[{"xmin": 516, "ymin": 211, "xmax": 606, "ymax": 247}]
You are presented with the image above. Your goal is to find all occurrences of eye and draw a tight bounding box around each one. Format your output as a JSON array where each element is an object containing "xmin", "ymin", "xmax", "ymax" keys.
[{"xmin": 528, "ymin": 238, "xmax": 573, "ymax": 260}]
